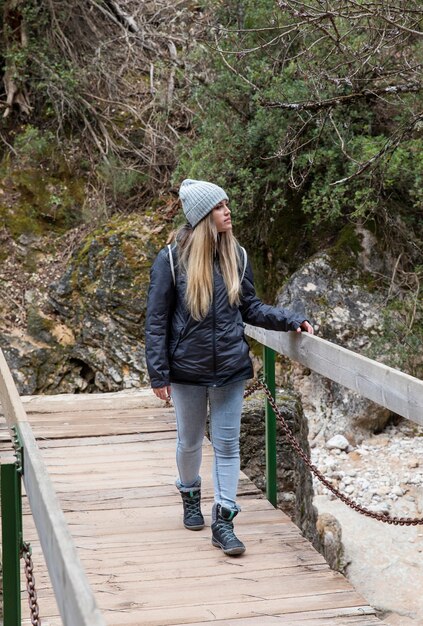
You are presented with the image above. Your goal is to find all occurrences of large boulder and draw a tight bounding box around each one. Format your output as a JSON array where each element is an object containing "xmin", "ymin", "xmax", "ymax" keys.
[
  {"xmin": 0, "ymin": 214, "xmax": 168, "ymax": 395},
  {"xmin": 276, "ymin": 226, "xmax": 402, "ymax": 443},
  {"xmin": 45, "ymin": 214, "xmax": 168, "ymax": 393},
  {"xmin": 0, "ymin": 331, "xmax": 65, "ymax": 395}
]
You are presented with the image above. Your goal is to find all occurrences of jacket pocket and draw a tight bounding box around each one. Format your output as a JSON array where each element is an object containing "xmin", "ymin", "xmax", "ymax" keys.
[{"xmin": 169, "ymin": 329, "xmax": 184, "ymax": 359}]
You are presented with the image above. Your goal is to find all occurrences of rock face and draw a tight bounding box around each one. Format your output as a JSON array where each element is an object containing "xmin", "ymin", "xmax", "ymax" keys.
[
  {"xmin": 240, "ymin": 389, "xmax": 320, "ymax": 549},
  {"xmin": 276, "ymin": 227, "xmax": 397, "ymax": 444},
  {"xmin": 0, "ymin": 331, "xmax": 69, "ymax": 395},
  {"xmin": 44, "ymin": 215, "xmax": 168, "ymax": 393},
  {"xmin": 1, "ymin": 214, "xmax": 168, "ymax": 395}
]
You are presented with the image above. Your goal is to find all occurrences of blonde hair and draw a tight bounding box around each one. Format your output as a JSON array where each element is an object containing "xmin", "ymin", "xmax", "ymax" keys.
[{"xmin": 175, "ymin": 214, "xmax": 242, "ymax": 320}]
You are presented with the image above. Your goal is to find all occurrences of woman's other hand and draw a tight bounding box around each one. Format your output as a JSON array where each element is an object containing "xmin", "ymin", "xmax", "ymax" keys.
[
  {"xmin": 152, "ymin": 386, "xmax": 171, "ymax": 401},
  {"xmin": 296, "ymin": 321, "xmax": 314, "ymax": 335}
]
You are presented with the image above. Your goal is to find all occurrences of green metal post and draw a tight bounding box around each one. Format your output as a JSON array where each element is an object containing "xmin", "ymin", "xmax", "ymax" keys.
[
  {"xmin": 263, "ymin": 346, "xmax": 277, "ymax": 507},
  {"xmin": 1, "ymin": 461, "xmax": 23, "ymax": 626}
]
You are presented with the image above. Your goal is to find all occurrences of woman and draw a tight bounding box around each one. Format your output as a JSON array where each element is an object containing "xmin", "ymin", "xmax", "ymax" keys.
[{"xmin": 145, "ymin": 179, "xmax": 313, "ymax": 557}]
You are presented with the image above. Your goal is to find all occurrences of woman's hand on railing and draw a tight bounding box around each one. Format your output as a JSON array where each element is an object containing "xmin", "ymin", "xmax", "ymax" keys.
[{"xmin": 296, "ymin": 321, "xmax": 314, "ymax": 335}]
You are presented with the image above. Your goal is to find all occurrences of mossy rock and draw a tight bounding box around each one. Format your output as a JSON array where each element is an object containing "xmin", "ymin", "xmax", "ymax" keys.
[
  {"xmin": 0, "ymin": 169, "xmax": 84, "ymax": 237},
  {"xmin": 47, "ymin": 213, "xmax": 169, "ymax": 392},
  {"xmin": 27, "ymin": 307, "xmax": 56, "ymax": 344},
  {"xmin": 328, "ymin": 224, "xmax": 363, "ymax": 274},
  {"xmin": 0, "ymin": 126, "xmax": 85, "ymax": 239},
  {"xmin": 59, "ymin": 214, "xmax": 168, "ymax": 326}
]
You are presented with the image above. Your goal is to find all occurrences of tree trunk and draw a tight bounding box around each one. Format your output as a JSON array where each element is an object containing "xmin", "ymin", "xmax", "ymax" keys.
[{"xmin": 2, "ymin": 0, "xmax": 32, "ymax": 117}]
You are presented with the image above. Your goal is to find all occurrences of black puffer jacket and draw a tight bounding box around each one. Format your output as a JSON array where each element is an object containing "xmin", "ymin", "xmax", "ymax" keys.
[{"xmin": 145, "ymin": 246, "xmax": 306, "ymax": 388}]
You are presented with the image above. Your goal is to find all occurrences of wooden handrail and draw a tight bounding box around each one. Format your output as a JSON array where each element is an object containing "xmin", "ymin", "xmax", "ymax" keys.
[
  {"xmin": 0, "ymin": 349, "xmax": 105, "ymax": 626},
  {"xmin": 244, "ymin": 325, "xmax": 423, "ymax": 427}
]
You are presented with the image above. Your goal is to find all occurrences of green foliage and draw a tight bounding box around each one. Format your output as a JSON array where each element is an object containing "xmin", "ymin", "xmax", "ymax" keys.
[
  {"xmin": 366, "ymin": 286, "xmax": 423, "ymax": 379},
  {"xmin": 328, "ymin": 225, "xmax": 363, "ymax": 273},
  {"xmin": 0, "ymin": 124, "xmax": 85, "ymax": 236},
  {"xmin": 13, "ymin": 125, "xmax": 56, "ymax": 162},
  {"xmin": 175, "ymin": 0, "xmax": 423, "ymax": 292},
  {"xmin": 0, "ymin": 1, "xmax": 82, "ymax": 121},
  {"xmin": 96, "ymin": 158, "xmax": 148, "ymax": 202}
]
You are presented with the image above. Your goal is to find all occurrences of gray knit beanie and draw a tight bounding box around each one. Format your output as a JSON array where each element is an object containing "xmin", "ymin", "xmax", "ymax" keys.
[{"xmin": 179, "ymin": 179, "xmax": 228, "ymax": 227}]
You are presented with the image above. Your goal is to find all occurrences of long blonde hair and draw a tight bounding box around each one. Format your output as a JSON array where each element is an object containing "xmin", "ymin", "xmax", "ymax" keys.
[{"xmin": 175, "ymin": 214, "xmax": 242, "ymax": 320}]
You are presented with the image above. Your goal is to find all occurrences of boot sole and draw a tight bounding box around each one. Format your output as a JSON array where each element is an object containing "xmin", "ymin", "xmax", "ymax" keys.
[
  {"xmin": 184, "ymin": 523, "xmax": 205, "ymax": 531},
  {"xmin": 212, "ymin": 537, "xmax": 246, "ymax": 556}
]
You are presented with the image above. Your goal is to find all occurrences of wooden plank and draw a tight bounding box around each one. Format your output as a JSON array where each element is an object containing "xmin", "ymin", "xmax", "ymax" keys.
[
  {"xmin": 176, "ymin": 606, "xmax": 381, "ymax": 625},
  {"xmin": 20, "ymin": 483, "xmax": 261, "ymax": 516},
  {"xmin": 84, "ymin": 591, "xmax": 374, "ymax": 625},
  {"xmin": 26, "ymin": 407, "xmax": 174, "ymax": 421},
  {"xmin": 245, "ymin": 324, "xmax": 423, "ymax": 425},
  {"xmin": 58, "ymin": 568, "xmax": 353, "ymax": 600},
  {"xmin": 20, "ymin": 388, "xmax": 164, "ymax": 413},
  {"xmin": 18, "ymin": 421, "xmax": 106, "ymax": 626},
  {"xmin": 35, "ymin": 430, "xmax": 177, "ymax": 449},
  {"xmin": 16, "ymin": 389, "xmax": 384, "ymax": 626},
  {"xmin": 15, "ymin": 406, "xmax": 176, "ymax": 440},
  {"xmin": 31, "ymin": 563, "xmax": 330, "ymax": 591},
  {"xmin": 26, "ymin": 539, "xmax": 326, "ymax": 573},
  {"xmin": 23, "ymin": 423, "xmax": 175, "ymax": 440}
]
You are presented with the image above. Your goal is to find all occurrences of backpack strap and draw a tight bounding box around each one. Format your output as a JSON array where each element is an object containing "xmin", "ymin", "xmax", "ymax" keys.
[
  {"xmin": 167, "ymin": 244, "xmax": 176, "ymax": 286},
  {"xmin": 240, "ymin": 246, "xmax": 247, "ymax": 282}
]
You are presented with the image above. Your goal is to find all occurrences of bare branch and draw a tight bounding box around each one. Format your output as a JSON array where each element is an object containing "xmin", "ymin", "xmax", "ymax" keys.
[
  {"xmin": 213, "ymin": 34, "xmax": 260, "ymax": 92},
  {"xmin": 103, "ymin": 0, "xmax": 140, "ymax": 33},
  {"xmin": 0, "ymin": 0, "xmax": 209, "ymax": 200},
  {"xmin": 262, "ymin": 81, "xmax": 422, "ymax": 111},
  {"xmin": 331, "ymin": 110, "xmax": 423, "ymax": 185}
]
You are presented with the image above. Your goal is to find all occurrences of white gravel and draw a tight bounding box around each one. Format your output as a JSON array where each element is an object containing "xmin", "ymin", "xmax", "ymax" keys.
[{"xmin": 311, "ymin": 420, "xmax": 423, "ymax": 625}]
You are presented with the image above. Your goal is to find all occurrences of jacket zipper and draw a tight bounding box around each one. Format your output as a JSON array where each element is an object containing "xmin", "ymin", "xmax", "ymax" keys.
[{"xmin": 212, "ymin": 286, "xmax": 217, "ymax": 386}]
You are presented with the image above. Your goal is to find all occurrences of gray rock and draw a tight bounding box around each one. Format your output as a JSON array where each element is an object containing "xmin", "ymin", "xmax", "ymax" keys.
[
  {"xmin": 316, "ymin": 512, "xmax": 346, "ymax": 572},
  {"xmin": 326, "ymin": 435, "xmax": 350, "ymax": 450},
  {"xmin": 276, "ymin": 232, "xmax": 395, "ymax": 440},
  {"xmin": 368, "ymin": 502, "xmax": 391, "ymax": 515},
  {"xmin": 1, "ymin": 215, "xmax": 168, "ymax": 395},
  {"xmin": 240, "ymin": 390, "xmax": 320, "ymax": 551}
]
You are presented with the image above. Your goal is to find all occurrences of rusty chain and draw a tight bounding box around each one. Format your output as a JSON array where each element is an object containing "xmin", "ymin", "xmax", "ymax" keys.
[
  {"xmin": 245, "ymin": 379, "xmax": 423, "ymax": 526},
  {"xmin": 21, "ymin": 541, "xmax": 41, "ymax": 626}
]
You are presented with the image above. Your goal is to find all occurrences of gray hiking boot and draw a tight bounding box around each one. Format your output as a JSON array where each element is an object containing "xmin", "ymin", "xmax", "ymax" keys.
[
  {"xmin": 179, "ymin": 489, "xmax": 205, "ymax": 530},
  {"xmin": 211, "ymin": 504, "xmax": 245, "ymax": 556}
]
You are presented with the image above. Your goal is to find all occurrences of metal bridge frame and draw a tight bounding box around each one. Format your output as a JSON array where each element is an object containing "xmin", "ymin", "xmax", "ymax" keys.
[{"xmin": 1, "ymin": 434, "xmax": 23, "ymax": 625}]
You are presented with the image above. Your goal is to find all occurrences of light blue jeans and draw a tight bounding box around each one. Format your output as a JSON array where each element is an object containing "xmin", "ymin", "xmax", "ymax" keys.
[{"xmin": 171, "ymin": 380, "xmax": 246, "ymax": 512}]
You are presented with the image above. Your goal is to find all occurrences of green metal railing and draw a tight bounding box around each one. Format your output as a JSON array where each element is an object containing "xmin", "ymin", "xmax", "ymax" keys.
[{"xmin": 1, "ymin": 427, "xmax": 23, "ymax": 626}]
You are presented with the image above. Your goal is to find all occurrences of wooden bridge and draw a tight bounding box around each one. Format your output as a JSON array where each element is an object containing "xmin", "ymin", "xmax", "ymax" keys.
[{"xmin": 1, "ymin": 327, "xmax": 422, "ymax": 625}]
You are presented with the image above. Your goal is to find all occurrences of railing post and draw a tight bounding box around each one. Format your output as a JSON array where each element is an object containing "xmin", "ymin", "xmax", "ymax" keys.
[
  {"xmin": 263, "ymin": 346, "xmax": 277, "ymax": 507},
  {"xmin": 1, "ymin": 460, "xmax": 23, "ymax": 626}
]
